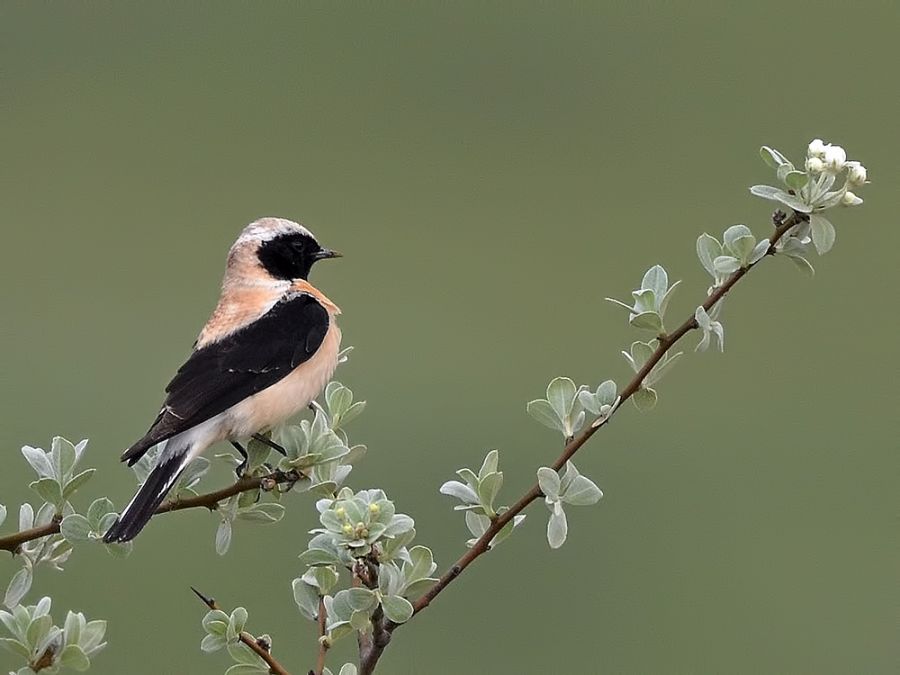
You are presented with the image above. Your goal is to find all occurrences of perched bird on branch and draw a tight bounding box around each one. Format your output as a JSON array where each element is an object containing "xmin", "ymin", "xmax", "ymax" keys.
[{"xmin": 103, "ymin": 217, "xmax": 342, "ymax": 542}]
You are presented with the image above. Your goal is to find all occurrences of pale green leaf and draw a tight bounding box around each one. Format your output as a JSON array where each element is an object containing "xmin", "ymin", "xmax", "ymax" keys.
[
  {"xmin": 632, "ymin": 387, "xmax": 658, "ymax": 411},
  {"xmin": 629, "ymin": 311, "xmax": 663, "ymax": 332},
  {"xmin": 561, "ymin": 475, "xmax": 603, "ymax": 506},
  {"xmin": 641, "ymin": 265, "xmax": 668, "ymax": 299},
  {"xmin": 696, "ymin": 234, "xmax": 722, "ymax": 277},
  {"xmin": 809, "ymin": 214, "xmax": 836, "ymax": 255},
  {"xmin": 4, "ymin": 568, "xmax": 32, "ymax": 609},
  {"xmin": 546, "ymin": 377, "xmax": 576, "ymax": 420},
  {"xmin": 547, "ymin": 503, "xmax": 567, "ymax": 549},
  {"xmin": 526, "ymin": 399, "xmax": 562, "ymax": 432},
  {"xmin": 759, "ymin": 145, "xmax": 789, "ymax": 168},
  {"xmin": 784, "ymin": 170, "xmax": 809, "ymax": 190},
  {"xmin": 292, "ymin": 579, "xmax": 319, "ymax": 621},
  {"xmin": 537, "ymin": 467, "xmax": 561, "ymax": 501},
  {"xmin": 215, "ymin": 520, "xmax": 232, "ymax": 556},
  {"xmin": 60, "ymin": 514, "xmax": 93, "ymax": 542},
  {"xmin": 380, "ymin": 595, "xmax": 413, "ymax": 624},
  {"xmin": 59, "ymin": 643, "xmax": 91, "ymax": 671}
]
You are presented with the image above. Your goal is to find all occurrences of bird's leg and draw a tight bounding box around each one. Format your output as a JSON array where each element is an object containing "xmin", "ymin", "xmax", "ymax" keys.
[
  {"xmin": 251, "ymin": 433, "xmax": 287, "ymax": 457},
  {"xmin": 231, "ymin": 441, "xmax": 249, "ymax": 477}
]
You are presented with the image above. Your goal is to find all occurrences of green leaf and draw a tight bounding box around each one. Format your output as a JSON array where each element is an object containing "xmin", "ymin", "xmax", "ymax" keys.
[
  {"xmin": 713, "ymin": 255, "xmax": 741, "ymax": 275},
  {"xmin": 630, "ymin": 288, "xmax": 656, "ymax": 314},
  {"xmin": 632, "ymin": 387, "xmax": 658, "ymax": 411},
  {"xmin": 658, "ymin": 280, "xmax": 681, "ymax": 317},
  {"xmin": 809, "ymin": 214, "xmax": 836, "ymax": 254},
  {"xmin": 237, "ymin": 503, "xmax": 285, "ymax": 524},
  {"xmin": 537, "ymin": 467, "xmax": 561, "ymax": 501},
  {"xmin": 641, "ymin": 265, "xmax": 668, "ymax": 299},
  {"xmin": 215, "ymin": 520, "xmax": 233, "ymax": 556},
  {"xmin": 86, "ymin": 498, "xmax": 115, "ymax": 527},
  {"xmin": 380, "ymin": 595, "xmax": 413, "ymax": 624},
  {"xmin": 229, "ymin": 607, "xmax": 248, "ymax": 637},
  {"xmin": 759, "ymin": 145, "xmax": 789, "ymax": 168},
  {"xmin": 561, "ymin": 475, "xmax": 603, "ymax": 506},
  {"xmin": 0, "ymin": 505, "xmax": 6, "ymax": 529},
  {"xmin": 465, "ymin": 511, "xmax": 490, "ymax": 539},
  {"xmin": 786, "ymin": 253, "xmax": 815, "ymax": 276},
  {"xmin": 722, "ymin": 224, "xmax": 755, "ymax": 263},
  {"xmin": 546, "ymin": 377, "xmax": 576, "ymax": 420},
  {"xmin": 4, "ymin": 568, "xmax": 32, "ymax": 609},
  {"xmin": 439, "ymin": 480, "xmax": 478, "ymax": 504},
  {"xmin": 405, "ymin": 546, "xmax": 436, "ymax": 584},
  {"xmin": 526, "ymin": 399, "xmax": 562, "ymax": 432},
  {"xmin": 629, "ymin": 311, "xmax": 663, "ymax": 332},
  {"xmin": 345, "ymin": 588, "xmax": 377, "ymax": 612},
  {"xmin": 21, "ymin": 446, "xmax": 53, "ymax": 479},
  {"xmin": 749, "ymin": 239, "xmax": 770, "ymax": 264},
  {"xmin": 596, "ymin": 380, "xmax": 617, "ymax": 406},
  {"xmin": 201, "ymin": 633, "xmax": 227, "ymax": 653},
  {"xmin": 784, "ymin": 170, "xmax": 809, "ymax": 190},
  {"xmin": 30, "ymin": 478, "xmax": 63, "ymax": 507},
  {"xmin": 477, "ymin": 472, "xmax": 503, "ymax": 514},
  {"xmin": 202, "ymin": 609, "xmax": 230, "ymax": 635},
  {"xmin": 382, "ymin": 514, "xmax": 415, "ymax": 537},
  {"xmin": 0, "ymin": 637, "xmax": 29, "ymax": 659},
  {"xmin": 80, "ymin": 619, "xmax": 106, "ymax": 653},
  {"xmin": 478, "ymin": 449, "xmax": 499, "ymax": 479},
  {"xmin": 52, "ymin": 436, "xmax": 78, "ymax": 482},
  {"xmin": 62, "ymin": 469, "xmax": 96, "ymax": 499},
  {"xmin": 59, "ymin": 643, "xmax": 91, "ymax": 671},
  {"xmin": 547, "ymin": 503, "xmax": 568, "ymax": 549},
  {"xmin": 60, "ymin": 514, "xmax": 93, "ymax": 542},
  {"xmin": 292, "ymin": 579, "xmax": 319, "ymax": 621},
  {"xmin": 749, "ymin": 185, "xmax": 812, "ymax": 213},
  {"xmin": 228, "ymin": 641, "xmax": 264, "ymax": 666},
  {"xmin": 696, "ymin": 234, "xmax": 722, "ymax": 277},
  {"xmin": 326, "ymin": 382, "xmax": 352, "ymax": 418}
]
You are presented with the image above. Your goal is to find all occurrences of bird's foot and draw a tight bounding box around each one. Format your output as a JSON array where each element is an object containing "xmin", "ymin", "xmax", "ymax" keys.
[
  {"xmin": 251, "ymin": 433, "xmax": 288, "ymax": 457},
  {"xmin": 231, "ymin": 441, "xmax": 248, "ymax": 477}
]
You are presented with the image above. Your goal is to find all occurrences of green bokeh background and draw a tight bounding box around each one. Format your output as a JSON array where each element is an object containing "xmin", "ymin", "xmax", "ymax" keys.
[{"xmin": 3, "ymin": 3, "xmax": 898, "ymax": 673}]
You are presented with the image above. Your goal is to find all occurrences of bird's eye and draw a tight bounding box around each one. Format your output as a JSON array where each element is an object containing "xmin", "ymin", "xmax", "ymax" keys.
[{"xmin": 292, "ymin": 240, "xmax": 306, "ymax": 252}]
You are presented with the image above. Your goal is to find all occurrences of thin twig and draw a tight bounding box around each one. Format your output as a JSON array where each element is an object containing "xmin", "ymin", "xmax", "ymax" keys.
[
  {"xmin": 358, "ymin": 211, "xmax": 804, "ymax": 672},
  {"xmin": 314, "ymin": 596, "xmax": 328, "ymax": 675},
  {"xmin": 191, "ymin": 587, "xmax": 291, "ymax": 675},
  {"xmin": 0, "ymin": 470, "xmax": 298, "ymax": 553}
]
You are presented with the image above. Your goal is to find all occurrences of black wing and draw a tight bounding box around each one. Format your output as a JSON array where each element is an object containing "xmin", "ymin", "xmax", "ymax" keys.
[{"xmin": 121, "ymin": 292, "xmax": 329, "ymax": 464}]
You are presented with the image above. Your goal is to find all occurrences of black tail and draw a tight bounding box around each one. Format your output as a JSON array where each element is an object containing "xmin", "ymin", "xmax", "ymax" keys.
[{"xmin": 103, "ymin": 448, "xmax": 190, "ymax": 543}]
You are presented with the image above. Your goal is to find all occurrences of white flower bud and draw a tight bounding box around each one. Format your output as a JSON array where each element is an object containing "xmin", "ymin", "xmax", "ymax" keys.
[
  {"xmin": 822, "ymin": 144, "xmax": 847, "ymax": 172},
  {"xmin": 841, "ymin": 190, "xmax": 863, "ymax": 207},
  {"xmin": 807, "ymin": 138, "xmax": 827, "ymax": 158},
  {"xmin": 805, "ymin": 156, "xmax": 825, "ymax": 174},
  {"xmin": 845, "ymin": 161, "xmax": 867, "ymax": 187}
]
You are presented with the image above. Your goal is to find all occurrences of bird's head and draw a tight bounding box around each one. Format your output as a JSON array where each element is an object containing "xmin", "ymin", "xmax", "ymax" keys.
[{"xmin": 228, "ymin": 217, "xmax": 341, "ymax": 283}]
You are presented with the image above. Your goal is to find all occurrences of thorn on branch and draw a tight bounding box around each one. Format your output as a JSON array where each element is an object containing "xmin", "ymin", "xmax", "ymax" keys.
[{"xmin": 191, "ymin": 586, "xmax": 217, "ymax": 610}]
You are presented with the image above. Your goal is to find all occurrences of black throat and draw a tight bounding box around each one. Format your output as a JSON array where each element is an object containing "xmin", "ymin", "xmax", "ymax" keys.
[{"xmin": 256, "ymin": 232, "xmax": 319, "ymax": 280}]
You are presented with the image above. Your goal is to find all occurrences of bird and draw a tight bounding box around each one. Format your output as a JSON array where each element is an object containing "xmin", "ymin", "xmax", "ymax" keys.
[{"xmin": 103, "ymin": 217, "xmax": 343, "ymax": 543}]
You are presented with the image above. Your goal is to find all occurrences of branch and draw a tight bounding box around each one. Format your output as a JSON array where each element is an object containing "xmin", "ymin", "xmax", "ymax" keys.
[
  {"xmin": 404, "ymin": 210, "xmax": 805, "ymax": 622},
  {"xmin": 192, "ymin": 587, "xmax": 291, "ymax": 675},
  {"xmin": 0, "ymin": 470, "xmax": 299, "ymax": 554},
  {"xmin": 312, "ymin": 596, "xmax": 328, "ymax": 675}
]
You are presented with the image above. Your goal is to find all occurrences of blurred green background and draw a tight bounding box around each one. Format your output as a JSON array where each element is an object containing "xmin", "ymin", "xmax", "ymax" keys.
[{"xmin": 2, "ymin": 3, "xmax": 898, "ymax": 673}]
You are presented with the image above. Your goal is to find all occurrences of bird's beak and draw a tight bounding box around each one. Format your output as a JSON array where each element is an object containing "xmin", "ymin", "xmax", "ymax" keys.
[{"xmin": 316, "ymin": 248, "xmax": 343, "ymax": 260}]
